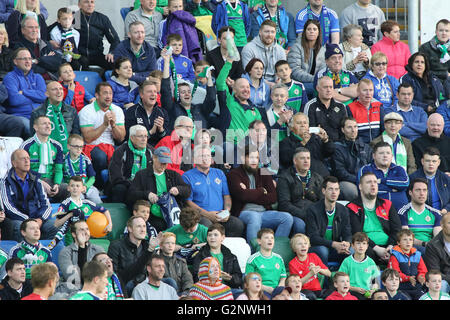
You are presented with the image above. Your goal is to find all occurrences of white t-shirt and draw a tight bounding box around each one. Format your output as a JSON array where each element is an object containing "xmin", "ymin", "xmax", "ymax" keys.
[{"xmin": 79, "ymin": 101, "xmax": 125, "ymax": 146}]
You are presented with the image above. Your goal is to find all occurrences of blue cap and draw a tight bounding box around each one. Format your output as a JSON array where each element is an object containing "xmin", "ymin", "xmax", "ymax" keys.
[
  {"xmin": 154, "ymin": 146, "xmax": 172, "ymax": 164},
  {"xmin": 325, "ymin": 43, "xmax": 343, "ymax": 60}
]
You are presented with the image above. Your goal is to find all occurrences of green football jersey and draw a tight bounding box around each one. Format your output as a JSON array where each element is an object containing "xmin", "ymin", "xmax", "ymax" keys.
[
  {"xmin": 11, "ymin": 241, "xmax": 52, "ymax": 279},
  {"xmin": 70, "ymin": 291, "xmax": 102, "ymax": 300},
  {"xmin": 363, "ymin": 207, "xmax": 389, "ymax": 246},
  {"xmin": 245, "ymin": 251, "xmax": 286, "ymax": 288},
  {"xmin": 225, "ymin": 2, "xmax": 247, "ymax": 47}
]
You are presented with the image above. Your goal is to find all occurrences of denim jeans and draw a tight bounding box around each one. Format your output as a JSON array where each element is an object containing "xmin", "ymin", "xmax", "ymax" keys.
[
  {"xmin": 292, "ymin": 217, "xmax": 306, "ymax": 235},
  {"xmin": 10, "ymin": 218, "xmax": 59, "ymax": 242},
  {"xmin": 238, "ymin": 210, "xmax": 293, "ymax": 243},
  {"xmin": 309, "ymin": 245, "xmax": 353, "ymax": 267}
]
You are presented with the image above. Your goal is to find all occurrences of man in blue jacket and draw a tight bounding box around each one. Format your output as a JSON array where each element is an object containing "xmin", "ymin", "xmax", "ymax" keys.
[
  {"xmin": 113, "ymin": 21, "xmax": 157, "ymax": 85},
  {"xmin": 331, "ymin": 116, "xmax": 372, "ymax": 201},
  {"xmin": 3, "ymin": 47, "xmax": 47, "ymax": 136},
  {"xmin": 410, "ymin": 147, "xmax": 450, "ymax": 215},
  {"xmin": 0, "ymin": 149, "xmax": 56, "ymax": 242},
  {"xmin": 385, "ymin": 83, "xmax": 428, "ymax": 142},
  {"xmin": 357, "ymin": 141, "xmax": 410, "ymax": 211},
  {"xmin": 250, "ymin": 0, "xmax": 296, "ymax": 50}
]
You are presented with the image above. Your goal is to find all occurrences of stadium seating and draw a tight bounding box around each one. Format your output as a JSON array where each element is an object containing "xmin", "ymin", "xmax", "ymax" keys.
[
  {"xmin": 90, "ymin": 238, "xmax": 111, "ymax": 252},
  {"xmin": 99, "ymin": 203, "xmax": 132, "ymax": 242},
  {"xmin": 73, "ymin": 71, "xmax": 102, "ymax": 97},
  {"xmin": 222, "ymin": 237, "xmax": 251, "ymax": 273},
  {"xmin": 250, "ymin": 237, "xmax": 295, "ymax": 270}
]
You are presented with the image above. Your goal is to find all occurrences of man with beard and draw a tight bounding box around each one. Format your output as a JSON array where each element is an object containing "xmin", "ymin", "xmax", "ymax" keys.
[
  {"xmin": 347, "ymin": 172, "xmax": 402, "ymax": 264},
  {"xmin": 183, "ymin": 145, "xmax": 244, "ymax": 238},
  {"xmin": 131, "ymin": 254, "xmax": 179, "ymax": 300},
  {"xmin": 227, "ymin": 145, "xmax": 293, "ymax": 243}
]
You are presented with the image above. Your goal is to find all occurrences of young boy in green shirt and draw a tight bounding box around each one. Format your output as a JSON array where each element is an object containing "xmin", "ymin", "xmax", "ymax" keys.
[
  {"xmin": 165, "ymin": 207, "xmax": 207, "ymax": 263},
  {"xmin": 338, "ymin": 232, "xmax": 380, "ymax": 300},
  {"xmin": 245, "ymin": 228, "xmax": 286, "ymax": 296},
  {"xmin": 419, "ymin": 270, "xmax": 450, "ymax": 300},
  {"xmin": 275, "ymin": 60, "xmax": 308, "ymax": 112}
]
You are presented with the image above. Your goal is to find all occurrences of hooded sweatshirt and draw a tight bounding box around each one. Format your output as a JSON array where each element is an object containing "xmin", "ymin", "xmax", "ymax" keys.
[
  {"xmin": 189, "ymin": 256, "xmax": 233, "ymax": 300},
  {"xmin": 241, "ymin": 35, "xmax": 286, "ymax": 82}
]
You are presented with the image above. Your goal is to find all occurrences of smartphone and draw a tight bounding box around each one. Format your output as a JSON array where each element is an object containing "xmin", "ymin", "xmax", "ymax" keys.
[{"xmin": 309, "ymin": 127, "xmax": 320, "ymax": 134}]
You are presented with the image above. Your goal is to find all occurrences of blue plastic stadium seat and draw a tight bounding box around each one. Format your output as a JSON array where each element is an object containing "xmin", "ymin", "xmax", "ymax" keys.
[
  {"xmin": 74, "ymin": 71, "xmax": 102, "ymax": 98},
  {"xmin": 41, "ymin": 240, "xmax": 66, "ymax": 269},
  {"xmin": 0, "ymin": 240, "xmax": 18, "ymax": 256},
  {"xmin": 120, "ymin": 7, "xmax": 131, "ymax": 21},
  {"xmin": 104, "ymin": 70, "xmax": 112, "ymax": 81}
]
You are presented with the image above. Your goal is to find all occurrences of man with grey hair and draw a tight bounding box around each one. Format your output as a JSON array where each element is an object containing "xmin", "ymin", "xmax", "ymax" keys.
[
  {"xmin": 155, "ymin": 116, "xmax": 195, "ymax": 175},
  {"xmin": 303, "ymin": 76, "xmax": 348, "ymax": 142},
  {"xmin": 412, "ymin": 113, "xmax": 450, "ymax": 174},
  {"xmin": 113, "ymin": 20, "xmax": 157, "ymax": 84},
  {"xmin": 263, "ymin": 83, "xmax": 293, "ymax": 142},
  {"xmin": 183, "ymin": 144, "xmax": 245, "ymax": 237},
  {"xmin": 107, "ymin": 124, "xmax": 153, "ymax": 202},
  {"xmin": 339, "ymin": 0, "xmax": 386, "ymax": 47},
  {"xmin": 124, "ymin": 0, "xmax": 163, "ymax": 56},
  {"xmin": 15, "ymin": 15, "xmax": 62, "ymax": 78}
]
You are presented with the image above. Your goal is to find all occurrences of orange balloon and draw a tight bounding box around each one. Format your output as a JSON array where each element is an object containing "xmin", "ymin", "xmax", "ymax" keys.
[{"xmin": 86, "ymin": 211, "xmax": 108, "ymax": 238}]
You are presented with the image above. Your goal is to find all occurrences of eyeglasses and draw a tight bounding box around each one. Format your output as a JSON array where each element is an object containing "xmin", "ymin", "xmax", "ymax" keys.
[
  {"xmin": 373, "ymin": 62, "xmax": 388, "ymax": 66},
  {"xmin": 176, "ymin": 125, "xmax": 194, "ymax": 129},
  {"xmin": 69, "ymin": 145, "xmax": 84, "ymax": 149}
]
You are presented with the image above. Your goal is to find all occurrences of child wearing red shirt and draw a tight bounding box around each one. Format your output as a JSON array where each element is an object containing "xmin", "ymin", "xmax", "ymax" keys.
[
  {"xmin": 326, "ymin": 272, "xmax": 358, "ymax": 300},
  {"xmin": 288, "ymin": 233, "xmax": 331, "ymax": 300}
]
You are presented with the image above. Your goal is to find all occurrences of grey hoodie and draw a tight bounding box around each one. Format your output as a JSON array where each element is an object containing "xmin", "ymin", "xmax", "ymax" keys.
[{"xmin": 241, "ymin": 35, "xmax": 286, "ymax": 82}]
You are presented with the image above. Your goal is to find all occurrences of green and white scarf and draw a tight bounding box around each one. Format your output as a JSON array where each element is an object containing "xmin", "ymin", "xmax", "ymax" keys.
[
  {"xmin": 435, "ymin": 36, "xmax": 450, "ymax": 63},
  {"xmin": 128, "ymin": 138, "xmax": 147, "ymax": 180},
  {"xmin": 46, "ymin": 102, "xmax": 69, "ymax": 154},
  {"xmin": 382, "ymin": 131, "xmax": 407, "ymax": 172},
  {"xmin": 35, "ymin": 135, "xmax": 54, "ymax": 175}
]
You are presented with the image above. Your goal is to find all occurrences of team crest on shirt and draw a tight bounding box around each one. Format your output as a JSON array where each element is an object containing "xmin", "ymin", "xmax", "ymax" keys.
[
  {"xmin": 215, "ymin": 178, "xmax": 221, "ymax": 185},
  {"xmin": 334, "ymin": 107, "xmax": 341, "ymax": 113},
  {"xmin": 183, "ymin": 62, "xmax": 188, "ymax": 68},
  {"xmin": 294, "ymin": 89, "xmax": 299, "ymax": 95},
  {"xmin": 342, "ymin": 76, "xmax": 349, "ymax": 83},
  {"xmin": 275, "ymin": 263, "xmax": 280, "ymax": 270},
  {"xmin": 238, "ymin": 9, "xmax": 242, "ymax": 14},
  {"xmin": 137, "ymin": 118, "xmax": 144, "ymax": 124},
  {"xmin": 83, "ymin": 207, "xmax": 89, "ymax": 214},
  {"xmin": 39, "ymin": 255, "xmax": 45, "ymax": 262},
  {"xmin": 425, "ymin": 215, "xmax": 431, "ymax": 222}
]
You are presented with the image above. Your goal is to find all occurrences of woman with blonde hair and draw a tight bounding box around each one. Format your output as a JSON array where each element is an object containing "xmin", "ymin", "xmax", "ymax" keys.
[
  {"xmin": 6, "ymin": 0, "xmax": 48, "ymax": 47},
  {"xmin": 0, "ymin": 24, "xmax": 13, "ymax": 79},
  {"xmin": 363, "ymin": 51, "xmax": 400, "ymax": 109}
]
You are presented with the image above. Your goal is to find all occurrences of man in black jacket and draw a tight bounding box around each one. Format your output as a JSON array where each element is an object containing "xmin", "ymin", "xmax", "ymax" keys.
[
  {"xmin": 161, "ymin": 47, "xmax": 216, "ymax": 131},
  {"xmin": 423, "ymin": 212, "xmax": 450, "ymax": 294},
  {"xmin": 74, "ymin": 0, "xmax": 120, "ymax": 70},
  {"xmin": 0, "ymin": 257, "xmax": 33, "ymax": 300},
  {"xmin": 305, "ymin": 176, "xmax": 352, "ymax": 266},
  {"xmin": 331, "ymin": 116, "xmax": 372, "ymax": 201},
  {"xmin": 107, "ymin": 124, "xmax": 153, "ymax": 203},
  {"xmin": 277, "ymin": 147, "xmax": 323, "ymax": 235},
  {"xmin": 124, "ymin": 81, "xmax": 169, "ymax": 147},
  {"xmin": 127, "ymin": 146, "xmax": 191, "ymax": 231},
  {"xmin": 107, "ymin": 216, "xmax": 156, "ymax": 297},
  {"xmin": 279, "ymin": 112, "xmax": 334, "ymax": 175},
  {"xmin": 412, "ymin": 113, "xmax": 450, "ymax": 174},
  {"xmin": 192, "ymin": 223, "xmax": 243, "ymax": 290},
  {"xmin": 15, "ymin": 16, "xmax": 62, "ymax": 78},
  {"xmin": 205, "ymin": 26, "xmax": 244, "ymax": 81}
]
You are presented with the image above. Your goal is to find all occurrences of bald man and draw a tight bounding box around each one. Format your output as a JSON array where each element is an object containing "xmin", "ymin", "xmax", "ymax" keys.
[
  {"xmin": 412, "ymin": 113, "xmax": 450, "ymax": 174},
  {"xmin": 30, "ymin": 81, "xmax": 81, "ymax": 154},
  {"xmin": 216, "ymin": 56, "xmax": 271, "ymax": 144},
  {"xmin": 0, "ymin": 149, "xmax": 57, "ymax": 242}
]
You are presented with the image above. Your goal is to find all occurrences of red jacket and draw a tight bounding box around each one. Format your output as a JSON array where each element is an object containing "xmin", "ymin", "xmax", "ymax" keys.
[
  {"xmin": 155, "ymin": 130, "xmax": 194, "ymax": 176},
  {"xmin": 388, "ymin": 245, "xmax": 428, "ymax": 282},
  {"xmin": 371, "ymin": 36, "xmax": 411, "ymax": 79},
  {"xmin": 61, "ymin": 81, "xmax": 86, "ymax": 113},
  {"xmin": 325, "ymin": 291, "xmax": 358, "ymax": 300}
]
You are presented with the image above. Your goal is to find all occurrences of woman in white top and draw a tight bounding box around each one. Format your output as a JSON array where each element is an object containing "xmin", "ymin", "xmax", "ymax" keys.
[{"xmin": 339, "ymin": 24, "xmax": 372, "ymax": 80}]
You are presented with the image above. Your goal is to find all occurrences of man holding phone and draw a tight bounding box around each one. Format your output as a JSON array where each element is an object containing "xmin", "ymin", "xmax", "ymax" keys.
[
  {"xmin": 303, "ymin": 76, "xmax": 348, "ymax": 142},
  {"xmin": 279, "ymin": 112, "xmax": 335, "ymax": 176}
]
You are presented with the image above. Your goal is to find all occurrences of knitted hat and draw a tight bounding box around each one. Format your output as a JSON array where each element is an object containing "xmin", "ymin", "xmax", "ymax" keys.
[
  {"xmin": 325, "ymin": 43, "xmax": 344, "ymax": 60},
  {"xmin": 198, "ymin": 257, "xmax": 222, "ymax": 283}
]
